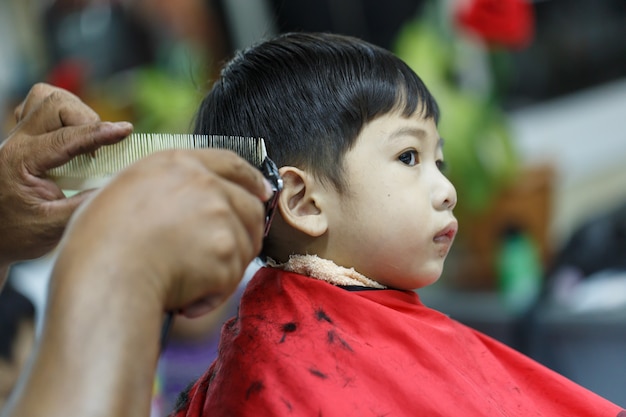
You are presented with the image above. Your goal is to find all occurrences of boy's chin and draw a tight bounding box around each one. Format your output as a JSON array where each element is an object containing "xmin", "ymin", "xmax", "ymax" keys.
[{"xmin": 381, "ymin": 272, "xmax": 442, "ymax": 291}]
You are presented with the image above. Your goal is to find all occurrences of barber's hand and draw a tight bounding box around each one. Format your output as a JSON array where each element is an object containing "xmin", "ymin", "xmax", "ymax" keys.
[
  {"xmin": 0, "ymin": 83, "xmax": 133, "ymax": 267},
  {"xmin": 54, "ymin": 148, "xmax": 272, "ymax": 317}
]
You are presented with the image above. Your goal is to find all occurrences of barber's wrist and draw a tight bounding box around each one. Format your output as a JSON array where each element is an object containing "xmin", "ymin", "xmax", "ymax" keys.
[{"xmin": 31, "ymin": 245, "xmax": 163, "ymax": 417}]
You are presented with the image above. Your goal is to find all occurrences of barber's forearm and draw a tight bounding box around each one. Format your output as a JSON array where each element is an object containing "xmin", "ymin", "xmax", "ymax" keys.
[{"xmin": 3, "ymin": 254, "xmax": 163, "ymax": 417}]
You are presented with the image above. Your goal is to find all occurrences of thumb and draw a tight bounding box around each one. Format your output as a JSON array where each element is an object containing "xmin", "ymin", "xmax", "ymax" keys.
[{"xmin": 26, "ymin": 121, "xmax": 133, "ymax": 175}]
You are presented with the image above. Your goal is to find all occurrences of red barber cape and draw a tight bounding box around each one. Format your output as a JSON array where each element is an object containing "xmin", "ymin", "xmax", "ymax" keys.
[{"xmin": 171, "ymin": 267, "xmax": 625, "ymax": 417}]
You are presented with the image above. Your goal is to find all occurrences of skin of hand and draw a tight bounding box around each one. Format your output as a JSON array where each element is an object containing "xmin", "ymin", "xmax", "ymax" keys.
[
  {"xmin": 0, "ymin": 83, "xmax": 133, "ymax": 284},
  {"xmin": 1, "ymin": 148, "xmax": 271, "ymax": 417}
]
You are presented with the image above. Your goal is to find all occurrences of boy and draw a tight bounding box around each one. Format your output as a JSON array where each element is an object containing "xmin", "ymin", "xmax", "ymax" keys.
[{"xmin": 173, "ymin": 32, "xmax": 624, "ymax": 416}]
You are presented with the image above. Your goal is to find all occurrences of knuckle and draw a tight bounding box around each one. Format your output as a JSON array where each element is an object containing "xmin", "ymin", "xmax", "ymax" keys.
[
  {"xmin": 210, "ymin": 227, "xmax": 239, "ymax": 261},
  {"xmin": 206, "ymin": 197, "xmax": 233, "ymax": 220},
  {"xmin": 217, "ymin": 149, "xmax": 248, "ymax": 170},
  {"xmin": 32, "ymin": 82, "xmax": 49, "ymax": 92},
  {"xmin": 163, "ymin": 149, "xmax": 196, "ymax": 172},
  {"xmin": 159, "ymin": 148, "xmax": 187, "ymax": 164},
  {"xmin": 230, "ymin": 152, "xmax": 253, "ymax": 171},
  {"xmin": 46, "ymin": 90, "xmax": 65, "ymax": 106},
  {"xmin": 169, "ymin": 148, "xmax": 190, "ymax": 162},
  {"xmin": 52, "ymin": 128, "xmax": 73, "ymax": 155},
  {"xmin": 30, "ymin": 83, "xmax": 51, "ymax": 98},
  {"xmin": 13, "ymin": 104, "xmax": 23, "ymax": 122},
  {"xmin": 87, "ymin": 122, "xmax": 108, "ymax": 139}
]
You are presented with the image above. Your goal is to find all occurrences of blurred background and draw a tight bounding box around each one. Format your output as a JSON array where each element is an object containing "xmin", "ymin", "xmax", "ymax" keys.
[{"xmin": 1, "ymin": 0, "xmax": 625, "ymax": 412}]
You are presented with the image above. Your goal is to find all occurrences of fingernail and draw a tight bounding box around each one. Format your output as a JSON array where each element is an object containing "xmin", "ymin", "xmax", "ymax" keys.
[{"xmin": 111, "ymin": 121, "xmax": 133, "ymax": 131}]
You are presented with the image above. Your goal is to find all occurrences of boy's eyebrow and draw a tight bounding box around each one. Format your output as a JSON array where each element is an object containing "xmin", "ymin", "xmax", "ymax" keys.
[
  {"xmin": 388, "ymin": 127, "xmax": 445, "ymax": 149},
  {"xmin": 388, "ymin": 127, "xmax": 427, "ymax": 141}
]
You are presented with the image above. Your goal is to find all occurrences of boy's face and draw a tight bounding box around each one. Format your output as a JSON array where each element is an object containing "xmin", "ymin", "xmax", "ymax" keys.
[{"xmin": 321, "ymin": 111, "xmax": 457, "ymax": 290}]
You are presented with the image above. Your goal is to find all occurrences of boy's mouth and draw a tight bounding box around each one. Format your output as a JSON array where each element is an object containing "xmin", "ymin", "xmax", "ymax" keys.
[{"xmin": 434, "ymin": 221, "xmax": 458, "ymax": 243}]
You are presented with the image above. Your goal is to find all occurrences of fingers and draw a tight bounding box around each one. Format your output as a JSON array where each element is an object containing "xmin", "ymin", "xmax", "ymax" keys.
[
  {"xmin": 14, "ymin": 83, "xmax": 99, "ymax": 128},
  {"xmin": 50, "ymin": 148, "xmax": 268, "ymax": 315},
  {"xmin": 44, "ymin": 189, "xmax": 97, "ymax": 230},
  {"xmin": 133, "ymin": 152, "xmax": 265, "ymax": 309},
  {"xmin": 24, "ymin": 121, "xmax": 134, "ymax": 174},
  {"xmin": 1, "ymin": 83, "xmax": 132, "ymax": 265},
  {"xmin": 179, "ymin": 295, "xmax": 223, "ymax": 319},
  {"xmin": 217, "ymin": 172, "xmax": 266, "ymax": 256},
  {"xmin": 17, "ymin": 85, "xmax": 121, "ymax": 136},
  {"xmin": 14, "ymin": 83, "xmax": 53, "ymax": 122},
  {"xmin": 165, "ymin": 166, "xmax": 264, "ymax": 294},
  {"xmin": 11, "ymin": 82, "xmax": 134, "ymax": 175},
  {"xmin": 192, "ymin": 148, "xmax": 274, "ymax": 202}
]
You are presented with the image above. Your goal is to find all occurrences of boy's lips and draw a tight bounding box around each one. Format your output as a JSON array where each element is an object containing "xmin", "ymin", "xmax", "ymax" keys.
[{"xmin": 434, "ymin": 221, "xmax": 458, "ymax": 243}]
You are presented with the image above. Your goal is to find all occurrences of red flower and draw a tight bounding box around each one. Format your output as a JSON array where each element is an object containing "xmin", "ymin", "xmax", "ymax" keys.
[
  {"xmin": 455, "ymin": 0, "xmax": 535, "ymax": 49},
  {"xmin": 46, "ymin": 59, "xmax": 89, "ymax": 95}
]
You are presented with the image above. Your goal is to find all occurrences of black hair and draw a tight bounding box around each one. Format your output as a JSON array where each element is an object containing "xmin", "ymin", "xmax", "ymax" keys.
[
  {"xmin": 194, "ymin": 32, "xmax": 439, "ymax": 192},
  {"xmin": 0, "ymin": 283, "xmax": 35, "ymax": 362}
]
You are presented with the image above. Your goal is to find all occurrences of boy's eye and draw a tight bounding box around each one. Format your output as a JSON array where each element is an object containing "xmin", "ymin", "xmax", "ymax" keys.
[
  {"xmin": 398, "ymin": 150, "xmax": 418, "ymax": 166},
  {"xmin": 437, "ymin": 160, "xmax": 447, "ymax": 173}
]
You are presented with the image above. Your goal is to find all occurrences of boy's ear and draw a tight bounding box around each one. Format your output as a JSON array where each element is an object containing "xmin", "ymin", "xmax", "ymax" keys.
[{"xmin": 277, "ymin": 166, "xmax": 328, "ymax": 237}]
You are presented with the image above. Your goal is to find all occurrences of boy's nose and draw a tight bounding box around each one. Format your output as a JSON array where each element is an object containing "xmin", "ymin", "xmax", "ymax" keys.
[{"xmin": 433, "ymin": 174, "xmax": 457, "ymax": 211}]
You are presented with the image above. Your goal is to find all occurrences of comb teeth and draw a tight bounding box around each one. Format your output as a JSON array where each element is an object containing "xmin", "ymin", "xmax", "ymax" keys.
[{"xmin": 47, "ymin": 133, "xmax": 267, "ymax": 190}]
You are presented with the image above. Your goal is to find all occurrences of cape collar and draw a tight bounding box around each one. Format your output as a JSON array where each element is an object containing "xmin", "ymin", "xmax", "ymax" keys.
[{"xmin": 267, "ymin": 254, "xmax": 387, "ymax": 289}]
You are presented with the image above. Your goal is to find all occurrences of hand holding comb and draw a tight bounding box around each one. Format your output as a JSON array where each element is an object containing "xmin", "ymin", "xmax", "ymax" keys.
[{"xmin": 46, "ymin": 133, "xmax": 283, "ymax": 237}]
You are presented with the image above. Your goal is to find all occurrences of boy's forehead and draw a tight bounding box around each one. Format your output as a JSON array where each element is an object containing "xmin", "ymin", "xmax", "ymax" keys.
[{"xmin": 362, "ymin": 115, "xmax": 443, "ymax": 148}]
